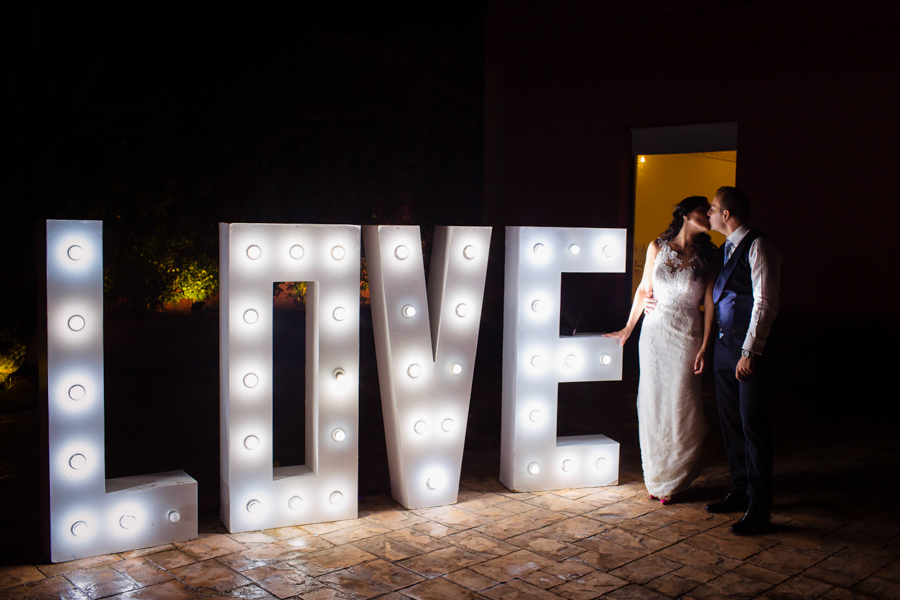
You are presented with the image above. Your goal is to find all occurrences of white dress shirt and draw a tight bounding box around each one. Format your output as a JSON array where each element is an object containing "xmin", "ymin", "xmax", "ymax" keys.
[{"xmin": 726, "ymin": 225, "xmax": 783, "ymax": 355}]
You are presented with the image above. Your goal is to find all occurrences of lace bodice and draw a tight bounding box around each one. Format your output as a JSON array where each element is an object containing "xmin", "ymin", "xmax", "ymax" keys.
[{"xmin": 650, "ymin": 240, "xmax": 706, "ymax": 312}]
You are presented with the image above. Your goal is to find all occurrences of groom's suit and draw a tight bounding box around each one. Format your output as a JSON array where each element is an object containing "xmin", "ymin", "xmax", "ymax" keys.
[{"xmin": 712, "ymin": 225, "xmax": 782, "ymax": 511}]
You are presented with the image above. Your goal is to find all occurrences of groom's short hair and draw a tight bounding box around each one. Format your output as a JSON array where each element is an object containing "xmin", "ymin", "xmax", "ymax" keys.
[{"xmin": 716, "ymin": 186, "xmax": 750, "ymax": 222}]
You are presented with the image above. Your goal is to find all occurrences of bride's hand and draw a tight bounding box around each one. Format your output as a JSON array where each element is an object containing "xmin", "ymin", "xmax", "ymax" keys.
[
  {"xmin": 694, "ymin": 350, "xmax": 705, "ymax": 374},
  {"xmin": 602, "ymin": 328, "xmax": 631, "ymax": 346}
]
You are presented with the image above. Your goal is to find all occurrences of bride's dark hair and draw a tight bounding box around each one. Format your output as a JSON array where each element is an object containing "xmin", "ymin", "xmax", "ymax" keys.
[{"xmin": 659, "ymin": 196, "xmax": 717, "ymax": 279}]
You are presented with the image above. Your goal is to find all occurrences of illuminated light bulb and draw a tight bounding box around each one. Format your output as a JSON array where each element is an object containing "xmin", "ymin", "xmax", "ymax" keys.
[
  {"xmin": 562, "ymin": 459, "xmax": 574, "ymax": 472},
  {"xmin": 330, "ymin": 491, "xmax": 343, "ymax": 505},
  {"xmin": 332, "ymin": 428, "xmax": 346, "ymax": 442},
  {"xmin": 119, "ymin": 515, "xmax": 136, "ymax": 529},
  {"xmin": 427, "ymin": 477, "xmax": 439, "ymax": 490},
  {"xmin": 565, "ymin": 354, "xmax": 577, "ymax": 367},
  {"xmin": 68, "ymin": 315, "xmax": 85, "ymax": 331},
  {"xmin": 599, "ymin": 354, "xmax": 612, "ymax": 365},
  {"xmin": 71, "ymin": 521, "xmax": 88, "ymax": 537},
  {"xmin": 463, "ymin": 245, "xmax": 476, "ymax": 259},
  {"xmin": 243, "ymin": 373, "xmax": 259, "ymax": 388},
  {"xmin": 333, "ymin": 368, "xmax": 346, "ymax": 381},
  {"xmin": 449, "ymin": 362, "xmax": 462, "ymax": 375},
  {"xmin": 69, "ymin": 453, "xmax": 86, "ymax": 470},
  {"xmin": 289, "ymin": 496, "xmax": 302, "ymax": 510},
  {"xmin": 441, "ymin": 418, "xmax": 454, "ymax": 432},
  {"xmin": 394, "ymin": 245, "xmax": 409, "ymax": 260},
  {"xmin": 333, "ymin": 306, "xmax": 347, "ymax": 321},
  {"xmin": 640, "ymin": 155, "xmax": 646, "ymax": 163},
  {"xmin": 531, "ymin": 355, "xmax": 543, "ymax": 368},
  {"xmin": 246, "ymin": 245, "xmax": 262, "ymax": 260},
  {"xmin": 402, "ymin": 305, "xmax": 416, "ymax": 318},
  {"xmin": 67, "ymin": 245, "xmax": 84, "ymax": 260},
  {"xmin": 569, "ymin": 244, "xmax": 581, "ymax": 255},
  {"xmin": 244, "ymin": 435, "xmax": 260, "ymax": 450},
  {"xmin": 407, "ymin": 364, "xmax": 422, "ymax": 378},
  {"xmin": 533, "ymin": 243, "xmax": 546, "ymax": 257},
  {"xmin": 527, "ymin": 462, "xmax": 540, "ymax": 475},
  {"xmin": 290, "ymin": 245, "xmax": 304, "ymax": 259},
  {"xmin": 246, "ymin": 500, "xmax": 261, "ymax": 513},
  {"xmin": 331, "ymin": 246, "xmax": 345, "ymax": 260},
  {"xmin": 596, "ymin": 457, "xmax": 607, "ymax": 469},
  {"xmin": 167, "ymin": 510, "xmax": 181, "ymax": 523},
  {"xmin": 531, "ymin": 299, "xmax": 543, "ymax": 312},
  {"xmin": 414, "ymin": 420, "xmax": 428, "ymax": 434},
  {"xmin": 455, "ymin": 303, "xmax": 468, "ymax": 317},
  {"xmin": 602, "ymin": 245, "xmax": 614, "ymax": 258},
  {"xmin": 529, "ymin": 410, "xmax": 542, "ymax": 423},
  {"xmin": 243, "ymin": 309, "xmax": 259, "ymax": 324},
  {"xmin": 68, "ymin": 385, "xmax": 86, "ymax": 401}
]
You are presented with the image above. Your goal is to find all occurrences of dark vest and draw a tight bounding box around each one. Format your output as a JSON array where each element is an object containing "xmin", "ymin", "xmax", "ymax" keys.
[{"xmin": 714, "ymin": 229, "xmax": 763, "ymax": 336}]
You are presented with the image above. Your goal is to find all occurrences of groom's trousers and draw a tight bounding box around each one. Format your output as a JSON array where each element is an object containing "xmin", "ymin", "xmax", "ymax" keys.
[{"xmin": 713, "ymin": 334, "xmax": 774, "ymax": 511}]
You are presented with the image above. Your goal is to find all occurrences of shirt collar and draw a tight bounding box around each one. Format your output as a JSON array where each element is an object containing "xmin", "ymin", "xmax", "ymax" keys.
[{"xmin": 727, "ymin": 224, "xmax": 750, "ymax": 248}]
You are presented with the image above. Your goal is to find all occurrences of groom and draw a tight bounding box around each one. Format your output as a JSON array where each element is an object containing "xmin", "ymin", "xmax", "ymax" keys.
[{"xmin": 705, "ymin": 186, "xmax": 783, "ymax": 535}]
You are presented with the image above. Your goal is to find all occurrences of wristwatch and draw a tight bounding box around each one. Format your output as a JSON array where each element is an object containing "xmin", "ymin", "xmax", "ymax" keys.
[{"xmin": 740, "ymin": 349, "xmax": 756, "ymax": 359}]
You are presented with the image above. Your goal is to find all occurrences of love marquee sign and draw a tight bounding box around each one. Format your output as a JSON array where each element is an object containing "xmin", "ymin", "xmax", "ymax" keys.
[{"xmin": 40, "ymin": 220, "xmax": 625, "ymax": 562}]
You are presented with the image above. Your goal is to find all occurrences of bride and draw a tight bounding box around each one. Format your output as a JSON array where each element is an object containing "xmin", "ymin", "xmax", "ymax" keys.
[{"xmin": 605, "ymin": 196, "xmax": 717, "ymax": 504}]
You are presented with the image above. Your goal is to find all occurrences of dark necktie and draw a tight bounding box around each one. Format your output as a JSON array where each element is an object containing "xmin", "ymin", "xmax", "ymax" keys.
[{"xmin": 724, "ymin": 240, "xmax": 734, "ymax": 263}]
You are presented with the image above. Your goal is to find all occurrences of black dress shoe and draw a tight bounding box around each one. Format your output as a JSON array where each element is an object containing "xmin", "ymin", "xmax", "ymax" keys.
[
  {"xmin": 705, "ymin": 491, "xmax": 749, "ymax": 514},
  {"xmin": 729, "ymin": 507, "xmax": 770, "ymax": 536}
]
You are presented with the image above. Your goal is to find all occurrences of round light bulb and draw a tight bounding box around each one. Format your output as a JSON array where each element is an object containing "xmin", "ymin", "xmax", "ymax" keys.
[
  {"xmin": 69, "ymin": 453, "xmax": 87, "ymax": 470},
  {"xmin": 531, "ymin": 300, "xmax": 543, "ymax": 312},
  {"xmin": 243, "ymin": 373, "xmax": 259, "ymax": 388},
  {"xmin": 529, "ymin": 410, "xmax": 542, "ymax": 423},
  {"xmin": 528, "ymin": 463, "xmax": 540, "ymax": 475},
  {"xmin": 569, "ymin": 244, "xmax": 581, "ymax": 255},
  {"xmin": 67, "ymin": 245, "xmax": 84, "ymax": 260},
  {"xmin": 531, "ymin": 355, "xmax": 543, "ymax": 368},
  {"xmin": 333, "ymin": 307, "xmax": 347, "ymax": 321},
  {"xmin": 533, "ymin": 243, "xmax": 546, "ymax": 256},
  {"xmin": 394, "ymin": 245, "xmax": 409, "ymax": 260},
  {"xmin": 414, "ymin": 420, "xmax": 428, "ymax": 434},
  {"xmin": 402, "ymin": 305, "xmax": 416, "ymax": 318},
  {"xmin": 119, "ymin": 515, "xmax": 136, "ymax": 529},
  {"xmin": 243, "ymin": 309, "xmax": 259, "ymax": 324},
  {"xmin": 596, "ymin": 457, "xmax": 607, "ymax": 469},
  {"xmin": 455, "ymin": 303, "xmax": 468, "ymax": 317},
  {"xmin": 563, "ymin": 459, "xmax": 574, "ymax": 472},
  {"xmin": 333, "ymin": 368, "xmax": 346, "ymax": 381},
  {"xmin": 602, "ymin": 245, "xmax": 614, "ymax": 258},
  {"xmin": 290, "ymin": 245, "xmax": 304, "ymax": 259},
  {"xmin": 331, "ymin": 246, "xmax": 345, "ymax": 260},
  {"xmin": 449, "ymin": 363, "xmax": 462, "ymax": 375},
  {"xmin": 246, "ymin": 500, "xmax": 261, "ymax": 513},
  {"xmin": 332, "ymin": 429, "xmax": 346, "ymax": 442},
  {"xmin": 68, "ymin": 315, "xmax": 85, "ymax": 331},
  {"xmin": 289, "ymin": 496, "xmax": 303, "ymax": 510},
  {"xmin": 565, "ymin": 354, "xmax": 577, "ymax": 367},
  {"xmin": 167, "ymin": 510, "xmax": 181, "ymax": 523},
  {"xmin": 244, "ymin": 435, "xmax": 260, "ymax": 450},
  {"xmin": 246, "ymin": 245, "xmax": 262, "ymax": 260},
  {"xmin": 68, "ymin": 385, "xmax": 86, "ymax": 401},
  {"xmin": 330, "ymin": 491, "xmax": 343, "ymax": 505},
  {"xmin": 407, "ymin": 363, "xmax": 422, "ymax": 378},
  {"xmin": 599, "ymin": 354, "xmax": 612, "ymax": 365},
  {"xmin": 441, "ymin": 418, "xmax": 454, "ymax": 432},
  {"xmin": 463, "ymin": 245, "xmax": 476, "ymax": 259},
  {"xmin": 427, "ymin": 478, "xmax": 439, "ymax": 490},
  {"xmin": 71, "ymin": 521, "xmax": 88, "ymax": 537}
]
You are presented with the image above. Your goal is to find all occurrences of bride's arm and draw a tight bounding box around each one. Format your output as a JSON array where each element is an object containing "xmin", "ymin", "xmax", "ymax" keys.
[
  {"xmin": 603, "ymin": 240, "xmax": 658, "ymax": 345},
  {"xmin": 694, "ymin": 270, "xmax": 717, "ymax": 374}
]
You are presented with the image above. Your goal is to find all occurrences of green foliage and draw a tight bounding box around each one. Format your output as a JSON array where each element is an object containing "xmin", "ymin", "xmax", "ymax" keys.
[
  {"xmin": 0, "ymin": 330, "xmax": 26, "ymax": 387},
  {"xmin": 275, "ymin": 281, "xmax": 308, "ymax": 307}
]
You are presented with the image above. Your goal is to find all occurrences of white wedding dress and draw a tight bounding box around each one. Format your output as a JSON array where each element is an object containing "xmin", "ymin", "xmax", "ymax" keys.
[{"xmin": 637, "ymin": 240, "xmax": 708, "ymax": 498}]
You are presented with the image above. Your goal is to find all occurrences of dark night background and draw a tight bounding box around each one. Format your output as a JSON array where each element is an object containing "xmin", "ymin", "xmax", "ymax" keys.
[{"xmin": 2, "ymin": 0, "xmax": 899, "ymax": 563}]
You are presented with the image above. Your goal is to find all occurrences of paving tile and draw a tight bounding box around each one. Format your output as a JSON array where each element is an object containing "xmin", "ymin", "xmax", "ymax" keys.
[
  {"xmin": 730, "ymin": 562, "xmax": 789, "ymax": 586},
  {"xmin": 745, "ymin": 543, "xmax": 834, "ymax": 575},
  {"xmin": 619, "ymin": 510, "xmax": 680, "ymax": 535},
  {"xmin": 766, "ymin": 574, "xmax": 833, "ymax": 598},
  {"xmin": 228, "ymin": 531, "xmax": 280, "ymax": 546},
  {"xmin": 4, "ymin": 575, "xmax": 90, "ymax": 600},
  {"xmin": 853, "ymin": 575, "xmax": 900, "ymax": 599},
  {"xmin": 468, "ymin": 549, "xmax": 555, "ymax": 583},
  {"xmin": 385, "ymin": 528, "xmax": 451, "ymax": 553},
  {"xmin": 591, "ymin": 527, "xmax": 671, "ymax": 553},
  {"xmin": 445, "ymin": 568, "xmax": 499, "ymax": 591},
  {"xmin": 316, "ymin": 569, "xmax": 392, "ymax": 599},
  {"xmin": 37, "ymin": 555, "xmax": 123, "ymax": 577},
  {"xmin": 684, "ymin": 570, "xmax": 773, "ymax": 598},
  {"xmin": 320, "ymin": 523, "xmax": 392, "ymax": 545},
  {"xmin": 276, "ymin": 534, "xmax": 336, "ymax": 555},
  {"xmin": 400, "ymin": 546, "xmax": 490, "ymax": 578},
  {"xmin": 657, "ymin": 542, "xmax": 742, "ymax": 576},
  {"xmin": 65, "ymin": 565, "xmax": 138, "ymax": 599},
  {"xmin": 346, "ymin": 558, "xmax": 423, "ymax": 590},
  {"xmin": 503, "ymin": 531, "xmax": 585, "ymax": 560},
  {"xmin": 644, "ymin": 520, "xmax": 707, "ymax": 543},
  {"xmin": 803, "ymin": 545, "xmax": 895, "ymax": 587},
  {"xmin": 409, "ymin": 521, "xmax": 458, "ymax": 538},
  {"xmin": 583, "ymin": 500, "xmax": 656, "ymax": 524},
  {"xmin": 669, "ymin": 565, "xmax": 718, "ymax": 584},
  {"xmin": 170, "ymin": 559, "xmax": 251, "ymax": 595},
  {"xmin": 216, "ymin": 543, "xmax": 302, "ymax": 572},
  {"xmin": 0, "ymin": 565, "xmax": 45, "ymax": 590},
  {"xmin": 552, "ymin": 570, "xmax": 629, "ymax": 599},
  {"xmin": 402, "ymin": 577, "xmax": 486, "ymax": 600},
  {"xmin": 411, "ymin": 506, "xmax": 493, "ymax": 530},
  {"xmin": 874, "ymin": 557, "xmax": 900, "ymax": 584},
  {"xmin": 456, "ymin": 493, "xmax": 516, "ymax": 513},
  {"xmin": 603, "ymin": 583, "xmax": 672, "ymax": 599},
  {"xmin": 467, "ymin": 499, "xmax": 537, "ymax": 519},
  {"xmin": 579, "ymin": 486, "xmax": 640, "ymax": 507},
  {"xmin": 286, "ymin": 545, "xmax": 377, "ymax": 577},
  {"xmin": 110, "ymin": 557, "xmax": 174, "ymax": 587},
  {"xmin": 474, "ymin": 508, "xmax": 568, "ymax": 540},
  {"xmin": 361, "ymin": 507, "xmax": 426, "ymax": 530},
  {"xmin": 146, "ymin": 549, "xmax": 197, "ymax": 570},
  {"xmin": 106, "ymin": 579, "xmax": 202, "ymax": 600},
  {"xmin": 117, "ymin": 545, "xmax": 175, "ymax": 559},
  {"xmin": 442, "ymin": 530, "xmax": 520, "ymax": 557},
  {"xmin": 683, "ymin": 531, "xmax": 762, "ymax": 560},
  {"xmin": 820, "ymin": 587, "xmax": 881, "ymax": 600},
  {"xmin": 573, "ymin": 537, "xmax": 649, "ymax": 570},
  {"xmin": 482, "ymin": 578, "xmax": 566, "ymax": 599},
  {"xmin": 202, "ymin": 584, "xmax": 279, "ymax": 599},
  {"xmin": 299, "ymin": 520, "xmax": 358, "ymax": 536},
  {"xmin": 644, "ymin": 573, "xmax": 701, "ymax": 596},
  {"xmin": 351, "ymin": 535, "xmax": 422, "ymax": 562},
  {"xmin": 242, "ymin": 562, "xmax": 318, "ymax": 599},
  {"xmin": 175, "ymin": 533, "xmax": 247, "ymax": 561},
  {"xmin": 297, "ymin": 587, "xmax": 353, "ymax": 600},
  {"xmin": 261, "ymin": 526, "xmax": 307, "ymax": 541},
  {"xmin": 609, "ymin": 553, "xmax": 683, "ymax": 584},
  {"xmin": 523, "ymin": 493, "xmax": 595, "ymax": 515}
]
